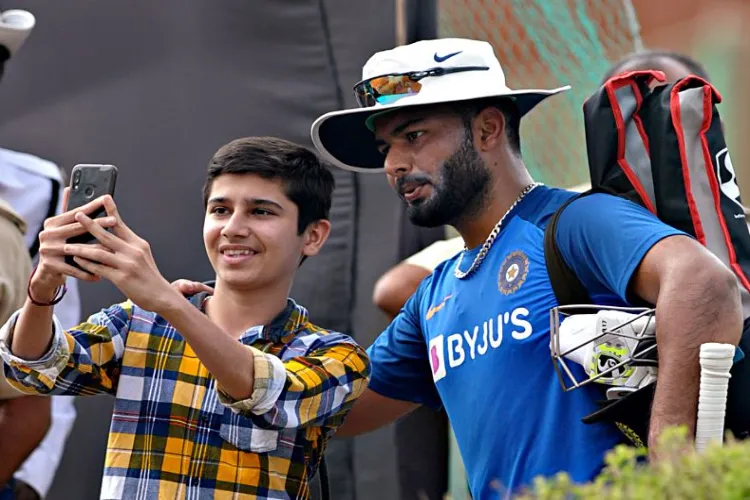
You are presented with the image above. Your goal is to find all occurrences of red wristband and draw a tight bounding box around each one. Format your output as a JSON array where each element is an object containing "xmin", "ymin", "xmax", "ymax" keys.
[{"xmin": 27, "ymin": 265, "xmax": 67, "ymax": 307}]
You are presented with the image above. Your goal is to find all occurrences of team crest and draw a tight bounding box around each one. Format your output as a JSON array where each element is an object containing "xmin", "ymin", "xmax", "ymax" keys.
[{"xmin": 498, "ymin": 250, "xmax": 529, "ymax": 295}]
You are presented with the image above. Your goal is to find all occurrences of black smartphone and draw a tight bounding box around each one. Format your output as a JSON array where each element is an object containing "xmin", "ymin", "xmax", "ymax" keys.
[{"xmin": 65, "ymin": 164, "xmax": 118, "ymax": 269}]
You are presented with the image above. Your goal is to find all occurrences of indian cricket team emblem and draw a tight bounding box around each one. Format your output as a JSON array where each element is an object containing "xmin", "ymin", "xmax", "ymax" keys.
[{"xmin": 498, "ymin": 250, "xmax": 529, "ymax": 295}]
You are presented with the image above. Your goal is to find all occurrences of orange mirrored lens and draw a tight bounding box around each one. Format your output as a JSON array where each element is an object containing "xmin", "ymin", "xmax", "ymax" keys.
[{"xmin": 369, "ymin": 75, "xmax": 422, "ymax": 99}]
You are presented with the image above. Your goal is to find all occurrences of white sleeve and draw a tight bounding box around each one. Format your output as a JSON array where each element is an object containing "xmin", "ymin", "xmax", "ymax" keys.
[{"xmin": 404, "ymin": 237, "xmax": 465, "ymax": 272}]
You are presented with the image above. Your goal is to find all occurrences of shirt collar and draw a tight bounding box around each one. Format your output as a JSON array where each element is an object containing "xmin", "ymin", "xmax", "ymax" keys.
[
  {"xmin": 188, "ymin": 293, "xmax": 308, "ymax": 344},
  {"xmin": 264, "ymin": 298, "xmax": 309, "ymax": 343}
]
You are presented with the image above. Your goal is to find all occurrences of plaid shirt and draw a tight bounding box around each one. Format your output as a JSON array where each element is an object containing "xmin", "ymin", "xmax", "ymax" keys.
[{"xmin": 0, "ymin": 294, "xmax": 370, "ymax": 499}]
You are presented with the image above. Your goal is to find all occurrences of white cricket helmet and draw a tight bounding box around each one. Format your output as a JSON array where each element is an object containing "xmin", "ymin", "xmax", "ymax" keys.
[{"xmin": 550, "ymin": 304, "xmax": 659, "ymax": 400}]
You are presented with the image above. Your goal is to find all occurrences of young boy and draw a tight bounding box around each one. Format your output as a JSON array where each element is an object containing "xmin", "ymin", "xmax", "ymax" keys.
[{"xmin": 0, "ymin": 137, "xmax": 371, "ymax": 499}]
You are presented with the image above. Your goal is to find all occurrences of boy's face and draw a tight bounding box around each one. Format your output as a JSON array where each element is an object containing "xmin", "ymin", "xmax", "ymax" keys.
[{"xmin": 203, "ymin": 173, "xmax": 328, "ymax": 291}]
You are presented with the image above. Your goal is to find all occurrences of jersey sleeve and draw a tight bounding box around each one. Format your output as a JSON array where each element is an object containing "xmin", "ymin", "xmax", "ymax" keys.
[
  {"xmin": 554, "ymin": 193, "xmax": 686, "ymax": 303},
  {"xmin": 366, "ymin": 280, "xmax": 442, "ymax": 409}
]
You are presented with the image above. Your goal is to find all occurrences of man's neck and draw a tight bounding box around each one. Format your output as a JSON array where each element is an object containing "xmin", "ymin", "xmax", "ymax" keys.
[
  {"xmin": 455, "ymin": 159, "xmax": 535, "ymax": 248},
  {"xmin": 205, "ymin": 281, "xmax": 290, "ymax": 339}
]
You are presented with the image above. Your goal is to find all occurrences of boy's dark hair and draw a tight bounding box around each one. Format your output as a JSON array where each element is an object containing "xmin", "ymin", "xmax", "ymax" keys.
[
  {"xmin": 202, "ymin": 137, "xmax": 335, "ymax": 234},
  {"xmin": 601, "ymin": 49, "xmax": 711, "ymax": 85},
  {"xmin": 454, "ymin": 97, "xmax": 522, "ymax": 156}
]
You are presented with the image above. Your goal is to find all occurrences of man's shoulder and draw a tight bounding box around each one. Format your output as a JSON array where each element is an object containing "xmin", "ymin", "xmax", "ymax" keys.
[
  {"xmin": 560, "ymin": 191, "xmax": 663, "ymax": 228},
  {"xmin": 516, "ymin": 185, "xmax": 580, "ymax": 231},
  {"xmin": 0, "ymin": 148, "xmax": 62, "ymax": 182},
  {"xmin": 527, "ymin": 186, "xmax": 661, "ymax": 233}
]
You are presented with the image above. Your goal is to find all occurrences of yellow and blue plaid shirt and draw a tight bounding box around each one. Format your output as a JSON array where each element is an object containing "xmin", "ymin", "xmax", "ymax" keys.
[{"xmin": 0, "ymin": 294, "xmax": 370, "ymax": 499}]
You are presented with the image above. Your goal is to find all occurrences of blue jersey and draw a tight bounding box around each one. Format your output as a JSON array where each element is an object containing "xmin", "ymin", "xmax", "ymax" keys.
[{"xmin": 367, "ymin": 186, "xmax": 684, "ymax": 498}]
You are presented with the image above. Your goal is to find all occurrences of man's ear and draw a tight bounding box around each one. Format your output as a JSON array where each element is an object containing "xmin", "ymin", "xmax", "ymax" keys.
[
  {"xmin": 301, "ymin": 219, "xmax": 331, "ymax": 258},
  {"xmin": 474, "ymin": 106, "xmax": 506, "ymax": 152}
]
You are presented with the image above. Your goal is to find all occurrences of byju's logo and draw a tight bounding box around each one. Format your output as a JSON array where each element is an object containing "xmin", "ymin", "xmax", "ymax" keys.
[
  {"xmin": 429, "ymin": 335, "xmax": 446, "ymax": 382},
  {"xmin": 427, "ymin": 308, "xmax": 533, "ymax": 383}
]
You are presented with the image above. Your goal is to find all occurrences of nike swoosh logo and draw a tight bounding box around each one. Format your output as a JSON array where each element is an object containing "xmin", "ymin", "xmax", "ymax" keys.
[
  {"xmin": 426, "ymin": 294, "xmax": 453, "ymax": 320},
  {"xmin": 434, "ymin": 51, "xmax": 462, "ymax": 63}
]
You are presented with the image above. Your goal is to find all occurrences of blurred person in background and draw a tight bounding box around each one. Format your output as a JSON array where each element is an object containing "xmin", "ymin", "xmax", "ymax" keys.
[
  {"xmin": 1, "ymin": 137, "xmax": 370, "ymax": 499},
  {"xmin": 0, "ymin": 9, "xmax": 78, "ymax": 500},
  {"xmin": 0, "ymin": 197, "xmax": 47, "ymax": 500},
  {"xmin": 602, "ymin": 48, "xmax": 711, "ymax": 84},
  {"xmin": 373, "ymin": 234, "xmax": 463, "ymax": 320}
]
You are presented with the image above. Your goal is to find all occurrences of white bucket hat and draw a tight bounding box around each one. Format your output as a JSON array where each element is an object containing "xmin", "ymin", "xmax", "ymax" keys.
[
  {"xmin": 0, "ymin": 9, "xmax": 35, "ymax": 58},
  {"xmin": 311, "ymin": 38, "xmax": 570, "ymax": 173}
]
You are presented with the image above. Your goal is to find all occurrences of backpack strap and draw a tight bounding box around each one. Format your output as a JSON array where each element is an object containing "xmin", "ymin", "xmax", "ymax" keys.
[
  {"xmin": 545, "ymin": 187, "xmax": 628, "ymax": 306},
  {"xmin": 544, "ymin": 193, "xmax": 592, "ymax": 306}
]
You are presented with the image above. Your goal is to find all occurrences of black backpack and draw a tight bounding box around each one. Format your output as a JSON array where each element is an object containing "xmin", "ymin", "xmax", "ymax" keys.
[{"xmin": 544, "ymin": 70, "xmax": 750, "ymax": 443}]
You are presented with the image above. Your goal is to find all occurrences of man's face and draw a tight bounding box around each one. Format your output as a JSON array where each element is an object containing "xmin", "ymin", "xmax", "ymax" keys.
[
  {"xmin": 203, "ymin": 173, "xmax": 306, "ymax": 290},
  {"xmin": 373, "ymin": 105, "xmax": 491, "ymax": 227}
]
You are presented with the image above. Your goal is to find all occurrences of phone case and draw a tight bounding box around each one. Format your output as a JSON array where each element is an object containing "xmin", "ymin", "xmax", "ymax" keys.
[{"xmin": 65, "ymin": 164, "xmax": 118, "ymax": 270}]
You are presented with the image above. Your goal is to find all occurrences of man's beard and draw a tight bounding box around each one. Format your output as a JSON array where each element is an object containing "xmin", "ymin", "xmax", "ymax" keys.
[{"xmin": 404, "ymin": 133, "xmax": 491, "ymax": 228}]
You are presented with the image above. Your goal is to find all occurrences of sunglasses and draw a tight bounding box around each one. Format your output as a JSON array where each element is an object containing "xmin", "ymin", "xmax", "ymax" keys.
[{"xmin": 353, "ymin": 66, "xmax": 490, "ymax": 108}]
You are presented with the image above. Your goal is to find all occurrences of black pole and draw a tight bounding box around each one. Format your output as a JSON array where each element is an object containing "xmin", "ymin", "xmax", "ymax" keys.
[{"xmin": 406, "ymin": 0, "xmax": 438, "ymax": 43}]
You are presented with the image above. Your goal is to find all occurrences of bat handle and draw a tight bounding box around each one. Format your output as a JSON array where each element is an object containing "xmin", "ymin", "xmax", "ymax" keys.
[{"xmin": 695, "ymin": 343, "xmax": 735, "ymax": 452}]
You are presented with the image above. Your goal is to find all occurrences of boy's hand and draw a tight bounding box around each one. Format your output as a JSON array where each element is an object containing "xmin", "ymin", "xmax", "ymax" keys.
[
  {"xmin": 62, "ymin": 196, "xmax": 176, "ymax": 312},
  {"xmin": 171, "ymin": 279, "xmax": 214, "ymax": 296},
  {"xmin": 32, "ymin": 188, "xmax": 117, "ymax": 301}
]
